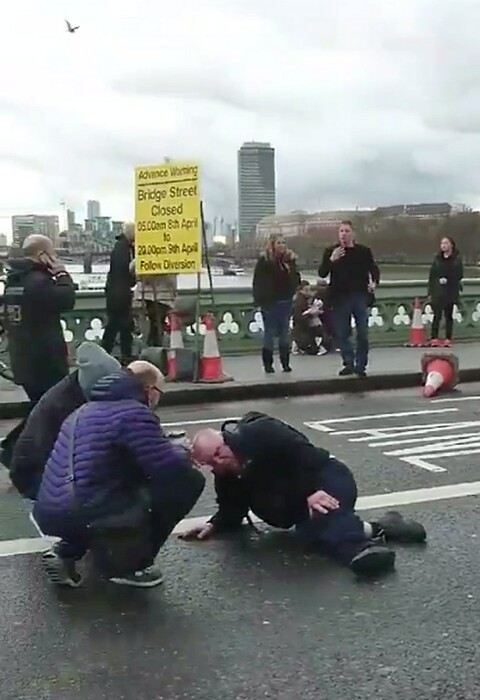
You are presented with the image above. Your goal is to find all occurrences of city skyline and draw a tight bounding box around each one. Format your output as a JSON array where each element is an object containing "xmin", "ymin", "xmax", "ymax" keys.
[{"xmin": 1, "ymin": 1, "xmax": 480, "ymax": 239}]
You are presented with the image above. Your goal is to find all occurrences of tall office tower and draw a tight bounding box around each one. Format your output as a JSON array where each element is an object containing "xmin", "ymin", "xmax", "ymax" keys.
[
  {"xmin": 12, "ymin": 214, "xmax": 60, "ymax": 248},
  {"xmin": 87, "ymin": 199, "xmax": 101, "ymax": 220},
  {"xmin": 67, "ymin": 208, "xmax": 76, "ymax": 229},
  {"xmin": 237, "ymin": 141, "xmax": 276, "ymax": 244}
]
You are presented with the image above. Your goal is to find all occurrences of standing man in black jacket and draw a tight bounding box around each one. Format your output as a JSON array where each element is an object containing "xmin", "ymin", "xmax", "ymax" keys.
[
  {"xmin": 102, "ymin": 221, "xmax": 136, "ymax": 362},
  {"xmin": 318, "ymin": 221, "xmax": 379, "ymax": 378},
  {"xmin": 3, "ymin": 234, "xmax": 76, "ymax": 401},
  {"xmin": 1, "ymin": 234, "xmax": 76, "ymax": 467}
]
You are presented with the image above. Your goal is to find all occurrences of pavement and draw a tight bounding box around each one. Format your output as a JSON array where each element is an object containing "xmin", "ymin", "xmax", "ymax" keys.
[
  {"xmin": 1, "ymin": 342, "xmax": 480, "ymax": 417},
  {"xmin": 2, "ymin": 387, "xmax": 480, "ymax": 698}
]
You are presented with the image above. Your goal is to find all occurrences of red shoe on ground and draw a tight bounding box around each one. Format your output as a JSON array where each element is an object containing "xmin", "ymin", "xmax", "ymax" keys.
[
  {"xmin": 443, "ymin": 339, "xmax": 453, "ymax": 348},
  {"xmin": 429, "ymin": 338, "xmax": 441, "ymax": 347}
]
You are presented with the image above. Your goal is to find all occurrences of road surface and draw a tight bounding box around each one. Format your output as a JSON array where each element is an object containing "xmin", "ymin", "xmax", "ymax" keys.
[{"xmin": 1, "ymin": 386, "xmax": 480, "ymax": 699}]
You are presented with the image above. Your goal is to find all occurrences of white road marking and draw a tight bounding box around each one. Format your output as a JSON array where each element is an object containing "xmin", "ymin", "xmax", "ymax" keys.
[
  {"xmin": 334, "ymin": 421, "xmax": 472, "ymax": 439},
  {"xmin": 306, "ymin": 411, "xmax": 480, "ymax": 472},
  {"xmin": 2, "ymin": 480, "xmax": 480, "ymax": 558},
  {"xmin": 398, "ymin": 456, "xmax": 447, "ymax": 473},
  {"xmin": 385, "ymin": 437, "xmax": 480, "ymax": 457},
  {"xmin": 305, "ymin": 408, "xmax": 458, "ymax": 429},
  {"xmin": 432, "ymin": 396, "xmax": 480, "ymax": 404},
  {"xmin": 369, "ymin": 431, "xmax": 480, "ymax": 448}
]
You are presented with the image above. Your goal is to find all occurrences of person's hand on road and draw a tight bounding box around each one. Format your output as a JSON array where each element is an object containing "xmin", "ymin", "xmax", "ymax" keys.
[
  {"xmin": 307, "ymin": 490, "xmax": 340, "ymax": 517},
  {"xmin": 330, "ymin": 246, "xmax": 345, "ymax": 263},
  {"xmin": 178, "ymin": 523, "xmax": 215, "ymax": 541}
]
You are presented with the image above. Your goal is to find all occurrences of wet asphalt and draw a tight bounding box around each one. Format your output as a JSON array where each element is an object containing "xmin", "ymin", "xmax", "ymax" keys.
[{"xmin": 1, "ymin": 387, "xmax": 480, "ymax": 699}]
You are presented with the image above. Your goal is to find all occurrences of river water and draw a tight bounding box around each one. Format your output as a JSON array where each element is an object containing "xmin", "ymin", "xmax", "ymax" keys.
[{"xmin": 67, "ymin": 263, "xmax": 255, "ymax": 291}]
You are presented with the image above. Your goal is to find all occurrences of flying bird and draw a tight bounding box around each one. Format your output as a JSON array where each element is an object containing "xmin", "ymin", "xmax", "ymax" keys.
[{"xmin": 65, "ymin": 20, "xmax": 80, "ymax": 34}]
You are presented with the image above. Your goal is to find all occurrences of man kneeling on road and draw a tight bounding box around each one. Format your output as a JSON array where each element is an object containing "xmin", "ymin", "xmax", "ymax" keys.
[
  {"xmin": 33, "ymin": 361, "xmax": 205, "ymax": 588},
  {"xmin": 9, "ymin": 345, "xmax": 183, "ymax": 502},
  {"xmin": 9, "ymin": 341, "xmax": 121, "ymax": 500},
  {"xmin": 182, "ymin": 412, "xmax": 426, "ymax": 577}
]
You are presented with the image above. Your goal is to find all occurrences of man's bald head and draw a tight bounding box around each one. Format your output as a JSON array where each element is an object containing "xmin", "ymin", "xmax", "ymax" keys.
[
  {"xmin": 191, "ymin": 428, "xmax": 239, "ymax": 474},
  {"xmin": 127, "ymin": 360, "xmax": 164, "ymax": 408},
  {"xmin": 22, "ymin": 234, "xmax": 55, "ymax": 259}
]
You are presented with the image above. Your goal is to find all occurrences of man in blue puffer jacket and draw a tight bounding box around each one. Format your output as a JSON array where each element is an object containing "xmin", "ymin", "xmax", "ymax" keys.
[{"xmin": 33, "ymin": 361, "xmax": 205, "ymax": 589}]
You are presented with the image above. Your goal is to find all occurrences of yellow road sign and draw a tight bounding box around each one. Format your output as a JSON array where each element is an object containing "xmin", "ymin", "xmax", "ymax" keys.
[{"xmin": 134, "ymin": 161, "xmax": 201, "ymax": 275}]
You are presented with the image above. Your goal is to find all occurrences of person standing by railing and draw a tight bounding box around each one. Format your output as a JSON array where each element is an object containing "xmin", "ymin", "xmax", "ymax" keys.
[
  {"xmin": 428, "ymin": 236, "xmax": 463, "ymax": 347},
  {"xmin": 318, "ymin": 220, "xmax": 379, "ymax": 378},
  {"xmin": 102, "ymin": 222, "xmax": 136, "ymax": 363},
  {"xmin": 253, "ymin": 234, "xmax": 300, "ymax": 374}
]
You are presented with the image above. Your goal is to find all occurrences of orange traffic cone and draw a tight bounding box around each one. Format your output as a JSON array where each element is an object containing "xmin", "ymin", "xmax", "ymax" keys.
[
  {"xmin": 405, "ymin": 298, "xmax": 428, "ymax": 347},
  {"xmin": 166, "ymin": 311, "xmax": 184, "ymax": 381},
  {"xmin": 421, "ymin": 353, "xmax": 459, "ymax": 398},
  {"xmin": 199, "ymin": 313, "xmax": 233, "ymax": 383}
]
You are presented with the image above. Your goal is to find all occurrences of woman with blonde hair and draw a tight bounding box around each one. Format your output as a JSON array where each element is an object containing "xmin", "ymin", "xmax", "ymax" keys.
[{"xmin": 252, "ymin": 234, "xmax": 300, "ymax": 373}]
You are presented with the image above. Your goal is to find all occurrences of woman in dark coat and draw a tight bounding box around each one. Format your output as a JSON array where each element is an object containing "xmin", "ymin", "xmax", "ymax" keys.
[
  {"xmin": 253, "ymin": 234, "xmax": 300, "ymax": 373},
  {"xmin": 428, "ymin": 236, "xmax": 463, "ymax": 347}
]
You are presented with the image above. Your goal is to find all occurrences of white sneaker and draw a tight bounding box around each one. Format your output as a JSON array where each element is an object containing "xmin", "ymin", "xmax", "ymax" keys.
[
  {"xmin": 109, "ymin": 566, "xmax": 164, "ymax": 588},
  {"xmin": 317, "ymin": 345, "xmax": 328, "ymax": 356}
]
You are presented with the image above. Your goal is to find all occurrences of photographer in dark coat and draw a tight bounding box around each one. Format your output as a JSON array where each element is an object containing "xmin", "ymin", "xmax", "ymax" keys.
[
  {"xmin": 1, "ymin": 234, "xmax": 76, "ymax": 468},
  {"xmin": 102, "ymin": 221, "xmax": 136, "ymax": 362},
  {"xmin": 183, "ymin": 412, "xmax": 426, "ymax": 578},
  {"xmin": 3, "ymin": 234, "xmax": 76, "ymax": 400}
]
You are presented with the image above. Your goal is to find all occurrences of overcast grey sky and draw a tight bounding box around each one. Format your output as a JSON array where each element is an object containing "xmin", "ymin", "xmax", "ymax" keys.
[{"xmin": 0, "ymin": 0, "xmax": 479, "ymax": 234}]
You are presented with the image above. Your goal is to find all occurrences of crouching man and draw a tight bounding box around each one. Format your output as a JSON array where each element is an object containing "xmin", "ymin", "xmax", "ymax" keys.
[
  {"xmin": 9, "ymin": 341, "xmax": 121, "ymax": 500},
  {"xmin": 182, "ymin": 412, "xmax": 426, "ymax": 577},
  {"xmin": 33, "ymin": 362, "xmax": 205, "ymax": 588}
]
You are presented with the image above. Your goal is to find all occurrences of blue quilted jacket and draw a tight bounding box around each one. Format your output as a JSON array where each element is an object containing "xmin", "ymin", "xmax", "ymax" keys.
[{"xmin": 34, "ymin": 370, "xmax": 193, "ymax": 522}]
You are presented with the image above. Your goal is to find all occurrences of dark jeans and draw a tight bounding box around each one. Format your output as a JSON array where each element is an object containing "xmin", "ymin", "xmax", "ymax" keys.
[
  {"xmin": 36, "ymin": 467, "xmax": 206, "ymax": 569},
  {"xmin": 295, "ymin": 458, "xmax": 369, "ymax": 565},
  {"xmin": 102, "ymin": 307, "xmax": 133, "ymax": 358},
  {"xmin": 145, "ymin": 301, "xmax": 169, "ymax": 347},
  {"xmin": 332, "ymin": 293, "xmax": 369, "ymax": 372},
  {"xmin": 261, "ymin": 300, "xmax": 292, "ymax": 353},
  {"xmin": 431, "ymin": 301, "xmax": 454, "ymax": 340}
]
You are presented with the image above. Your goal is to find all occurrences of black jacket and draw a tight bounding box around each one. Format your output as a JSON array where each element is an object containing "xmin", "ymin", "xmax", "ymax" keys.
[
  {"xmin": 3, "ymin": 258, "xmax": 76, "ymax": 387},
  {"xmin": 428, "ymin": 251, "xmax": 463, "ymax": 305},
  {"xmin": 209, "ymin": 412, "xmax": 332, "ymax": 531},
  {"xmin": 9, "ymin": 372, "xmax": 85, "ymax": 499},
  {"xmin": 105, "ymin": 234, "xmax": 135, "ymax": 311},
  {"xmin": 318, "ymin": 244, "xmax": 379, "ymax": 301},
  {"xmin": 252, "ymin": 254, "xmax": 300, "ymax": 308}
]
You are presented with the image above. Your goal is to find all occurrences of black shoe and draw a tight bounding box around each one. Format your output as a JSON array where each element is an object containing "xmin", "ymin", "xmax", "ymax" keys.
[
  {"xmin": 279, "ymin": 345, "xmax": 292, "ymax": 373},
  {"xmin": 42, "ymin": 549, "xmax": 83, "ymax": 588},
  {"xmin": 350, "ymin": 543, "xmax": 396, "ymax": 577},
  {"xmin": 374, "ymin": 511, "xmax": 427, "ymax": 544},
  {"xmin": 355, "ymin": 370, "xmax": 367, "ymax": 378},
  {"xmin": 339, "ymin": 366, "xmax": 354, "ymax": 377},
  {"xmin": 262, "ymin": 348, "xmax": 274, "ymax": 374}
]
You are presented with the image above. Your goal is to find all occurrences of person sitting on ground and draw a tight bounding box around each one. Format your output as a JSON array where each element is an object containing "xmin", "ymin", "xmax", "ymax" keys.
[
  {"xmin": 292, "ymin": 280, "xmax": 327, "ymax": 356},
  {"xmin": 9, "ymin": 342, "xmax": 121, "ymax": 500},
  {"xmin": 313, "ymin": 280, "xmax": 336, "ymax": 352},
  {"xmin": 33, "ymin": 361, "xmax": 205, "ymax": 589},
  {"xmin": 181, "ymin": 412, "xmax": 426, "ymax": 578}
]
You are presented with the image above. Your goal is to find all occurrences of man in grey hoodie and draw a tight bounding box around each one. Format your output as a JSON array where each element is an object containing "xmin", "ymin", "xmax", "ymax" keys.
[{"xmin": 9, "ymin": 342, "xmax": 121, "ymax": 500}]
